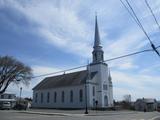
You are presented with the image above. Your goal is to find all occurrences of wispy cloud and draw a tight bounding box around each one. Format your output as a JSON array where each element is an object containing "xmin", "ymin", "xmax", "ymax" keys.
[
  {"xmin": 1, "ymin": 0, "xmax": 160, "ymax": 100},
  {"xmin": 112, "ymin": 70, "xmax": 160, "ymax": 100}
]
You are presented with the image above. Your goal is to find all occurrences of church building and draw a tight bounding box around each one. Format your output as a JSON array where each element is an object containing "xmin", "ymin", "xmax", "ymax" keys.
[{"xmin": 32, "ymin": 16, "xmax": 114, "ymax": 109}]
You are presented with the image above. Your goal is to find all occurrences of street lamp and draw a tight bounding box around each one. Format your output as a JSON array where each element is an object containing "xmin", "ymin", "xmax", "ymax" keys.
[
  {"xmin": 84, "ymin": 79, "xmax": 88, "ymax": 114},
  {"xmin": 19, "ymin": 87, "xmax": 22, "ymax": 104},
  {"xmin": 84, "ymin": 64, "xmax": 90, "ymax": 114}
]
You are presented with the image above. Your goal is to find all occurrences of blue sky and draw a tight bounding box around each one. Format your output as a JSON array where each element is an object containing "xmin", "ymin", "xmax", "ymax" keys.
[{"xmin": 0, "ymin": 0, "xmax": 160, "ymax": 101}]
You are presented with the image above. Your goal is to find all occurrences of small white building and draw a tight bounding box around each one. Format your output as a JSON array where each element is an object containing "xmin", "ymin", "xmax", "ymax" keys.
[{"xmin": 32, "ymin": 16, "xmax": 114, "ymax": 109}]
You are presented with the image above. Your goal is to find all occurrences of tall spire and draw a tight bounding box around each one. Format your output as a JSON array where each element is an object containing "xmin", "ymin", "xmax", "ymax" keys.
[
  {"xmin": 108, "ymin": 69, "xmax": 112, "ymax": 88},
  {"xmin": 94, "ymin": 15, "xmax": 101, "ymax": 48},
  {"xmin": 108, "ymin": 69, "xmax": 112, "ymax": 81},
  {"xmin": 92, "ymin": 15, "xmax": 104, "ymax": 63}
]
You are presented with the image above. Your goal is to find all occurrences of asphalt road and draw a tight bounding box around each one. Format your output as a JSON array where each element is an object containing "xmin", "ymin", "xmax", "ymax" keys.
[{"xmin": 0, "ymin": 110, "xmax": 160, "ymax": 120}]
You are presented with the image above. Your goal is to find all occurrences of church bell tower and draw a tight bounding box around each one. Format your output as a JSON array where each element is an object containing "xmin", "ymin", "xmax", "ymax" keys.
[
  {"xmin": 87, "ymin": 15, "xmax": 113, "ymax": 108},
  {"xmin": 92, "ymin": 15, "xmax": 104, "ymax": 63}
]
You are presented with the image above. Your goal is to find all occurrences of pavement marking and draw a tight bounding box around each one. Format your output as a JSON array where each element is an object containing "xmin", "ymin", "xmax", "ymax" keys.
[{"xmin": 149, "ymin": 116, "xmax": 160, "ymax": 120}]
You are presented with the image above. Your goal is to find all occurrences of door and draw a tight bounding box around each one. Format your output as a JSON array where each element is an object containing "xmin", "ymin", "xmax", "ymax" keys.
[{"xmin": 104, "ymin": 95, "xmax": 108, "ymax": 106}]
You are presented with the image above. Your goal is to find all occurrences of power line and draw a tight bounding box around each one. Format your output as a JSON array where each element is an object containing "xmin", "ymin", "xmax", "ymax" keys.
[
  {"xmin": 32, "ymin": 1, "xmax": 160, "ymax": 79},
  {"xmin": 32, "ymin": 45, "xmax": 160, "ymax": 79},
  {"xmin": 145, "ymin": 0, "xmax": 160, "ymax": 32},
  {"xmin": 104, "ymin": 49, "xmax": 152, "ymax": 62},
  {"xmin": 131, "ymin": 0, "xmax": 155, "ymax": 32},
  {"xmin": 119, "ymin": 0, "xmax": 142, "ymax": 28},
  {"xmin": 32, "ymin": 65, "xmax": 86, "ymax": 78},
  {"xmin": 120, "ymin": 0, "xmax": 160, "ymax": 57},
  {"xmin": 125, "ymin": 0, "xmax": 153, "ymax": 44}
]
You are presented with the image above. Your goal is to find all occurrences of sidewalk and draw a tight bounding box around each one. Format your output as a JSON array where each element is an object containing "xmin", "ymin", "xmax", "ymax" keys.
[{"xmin": 12, "ymin": 109, "xmax": 139, "ymax": 117}]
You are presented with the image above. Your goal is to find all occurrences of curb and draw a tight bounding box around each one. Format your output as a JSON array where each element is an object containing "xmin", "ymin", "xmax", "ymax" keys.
[
  {"xmin": 14, "ymin": 111, "xmax": 72, "ymax": 116},
  {"xmin": 13, "ymin": 111, "xmax": 84, "ymax": 116},
  {"xmin": 85, "ymin": 112, "xmax": 139, "ymax": 116},
  {"xmin": 13, "ymin": 111, "xmax": 139, "ymax": 117}
]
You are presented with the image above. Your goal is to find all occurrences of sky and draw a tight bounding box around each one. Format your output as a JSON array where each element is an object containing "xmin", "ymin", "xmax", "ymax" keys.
[{"xmin": 0, "ymin": 0, "xmax": 160, "ymax": 101}]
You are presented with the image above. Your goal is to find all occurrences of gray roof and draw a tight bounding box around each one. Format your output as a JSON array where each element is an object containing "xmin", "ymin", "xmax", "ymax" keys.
[
  {"xmin": 136, "ymin": 98, "xmax": 156, "ymax": 103},
  {"xmin": 143, "ymin": 98, "xmax": 156, "ymax": 103},
  {"xmin": 33, "ymin": 70, "xmax": 97, "ymax": 90}
]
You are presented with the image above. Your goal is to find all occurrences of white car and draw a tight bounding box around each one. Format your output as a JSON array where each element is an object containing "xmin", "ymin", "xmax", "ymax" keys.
[{"xmin": 0, "ymin": 101, "xmax": 11, "ymax": 110}]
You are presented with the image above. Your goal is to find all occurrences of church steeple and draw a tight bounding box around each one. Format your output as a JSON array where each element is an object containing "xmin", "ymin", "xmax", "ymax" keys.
[
  {"xmin": 94, "ymin": 15, "xmax": 101, "ymax": 48},
  {"xmin": 108, "ymin": 69, "xmax": 112, "ymax": 82},
  {"xmin": 108, "ymin": 69, "xmax": 113, "ymax": 87},
  {"xmin": 92, "ymin": 15, "xmax": 104, "ymax": 63}
]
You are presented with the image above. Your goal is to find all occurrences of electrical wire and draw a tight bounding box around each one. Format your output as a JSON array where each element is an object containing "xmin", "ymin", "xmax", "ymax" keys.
[
  {"xmin": 145, "ymin": 0, "xmax": 160, "ymax": 32},
  {"xmin": 32, "ymin": 65, "xmax": 86, "ymax": 78},
  {"xmin": 120, "ymin": 0, "xmax": 160, "ymax": 57},
  {"xmin": 32, "ymin": 1, "xmax": 160, "ymax": 79},
  {"xmin": 32, "ymin": 45, "xmax": 160, "ymax": 79},
  {"xmin": 131, "ymin": 0, "xmax": 155, "ymax": 33},
  {"xmin": 119, "ymin": 0, "xmax": 142, "ymax": 28},
  {"xmin": 125, "ymin": 0, "xmax": 153, "ymax": 44}
]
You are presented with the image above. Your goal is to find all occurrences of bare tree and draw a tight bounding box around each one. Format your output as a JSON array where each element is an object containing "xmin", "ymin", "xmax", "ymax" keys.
[{"xmin": 0, "ymin": 56, "xmax": 32, "ymax": 94}]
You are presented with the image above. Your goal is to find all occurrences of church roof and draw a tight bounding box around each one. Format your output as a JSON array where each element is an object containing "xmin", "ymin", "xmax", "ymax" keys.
[{"xmin": 33, "ymin": 70, "xmax": 96, "ymax": 90}]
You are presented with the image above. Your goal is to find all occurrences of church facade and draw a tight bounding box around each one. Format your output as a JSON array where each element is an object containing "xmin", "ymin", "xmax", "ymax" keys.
[{"xmin": 32, "ymin": 17, "xmax": 113, "ymax": 109}]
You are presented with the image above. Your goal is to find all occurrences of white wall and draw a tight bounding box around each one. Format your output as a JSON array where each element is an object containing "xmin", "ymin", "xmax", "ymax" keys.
[
  {"xmin": 88, "ymin": 63, "xmax": 113, "ymax": 108},
  {"xmin": 32, "ymin": 63, "xmax": 114, "ymax": 109},
  {"xmin": 32, "ymin": 85, "xmax": 87, "ymax": 108}
]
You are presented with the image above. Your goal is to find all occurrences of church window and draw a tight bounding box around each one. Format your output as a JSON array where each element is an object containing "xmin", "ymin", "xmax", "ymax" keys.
[
  {"xmin": 101, "ymin": 54, "xmax": 103, "ymax": 60},
  {"xmin": 8, "ymin": 95, "xmax": 11, "ymax": 99},
  {"xmin": 95, "ymin": 53, "xmax": 97, "ymax": 61},
  {"xmin": 1, "ymin": 95, "xmax": 4, "ymax": 99},
  {"xmin": 35, "ymin": 93, "xmax": 38, "ymax": 103},
  {"xmin": 104, "ymin": 95, "xmax": 108, "ymax": 106},
  {"xmin": 47, "ymin": 92, "xmax": 50, "ymax": 103},
  {"xmin": 61, "ymin": 91, "xmax": 65, "ymax": 103},
  {"xmin": 70, "ymin": 90, "xmax": 73, "ymax": 103},
  {"xmin": 41, "ymin": 93, "xmax": 43, "ymax": 103},
  {"xmin": 79, "ymin": 89, "xmax": 83, "ymax": 102},
  {"xmin": 93, "ymin": 86, "xmax": 95, "ymax": 96},
  {"xmin": 54, "ymin": 92, "xmax": 57, "ymax": 103},
  {"xmin": 103, "ymin": 84, "xmax": 108, "ymax": 90}
]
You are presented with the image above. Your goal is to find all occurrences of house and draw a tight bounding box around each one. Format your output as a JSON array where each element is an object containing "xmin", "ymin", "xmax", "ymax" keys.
[
  {"xmin": 32, "ymin": 16, "xmax": 114, "ymax": 109},
  {"xmin": 135, "ymin": 98, "xmax": 157, "ymax": 112}
]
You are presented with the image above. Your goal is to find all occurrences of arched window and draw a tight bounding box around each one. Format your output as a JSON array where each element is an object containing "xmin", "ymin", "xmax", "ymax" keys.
[
  {"xmin": 93, "ymin": 86, "xmax": 95, "ymax": 96},
  {"xmin": 103, "ymin": 84, "xmax": 108, "ymax": 90},
  {"xmin": 54, "ymin": 92, "xmax": 57, "ymax": 103},
  {"xmin": 47, "ymin": 92, "xmax": 50, "ymax": 103},
  {"xmin": 35, "ymin": 93, "xmax": 38, "ymax": 103},
  {"xmin": 101, "ymin": 54, "xmax": 103, "ymax": 61},
  {"xmin": 70, "ymin": 90, "xmax": 73, "ymax": 103},
  {"xmin": 61, "ymin": 91, "xmax": 65, "ymax": 103},
  {"xmin": 95, "ymin": 53, "xmax": 97, "ymax": 61},
  {"xmin": 79, "ymin": 89, "xmax": 83, "ymax": 102},
  {"xmin": 104, "ymin": 95, "xmax": 108, "ymax": 106},
  {"xmin": 41, "ymin": 93, "xmax": 43, "ymax": 103}
]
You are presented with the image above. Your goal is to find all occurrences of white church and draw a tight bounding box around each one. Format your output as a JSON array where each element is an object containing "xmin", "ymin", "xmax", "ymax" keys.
[{"xmin": 32, "ymin": 16, "xmax": 114, "ymax": 109}]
